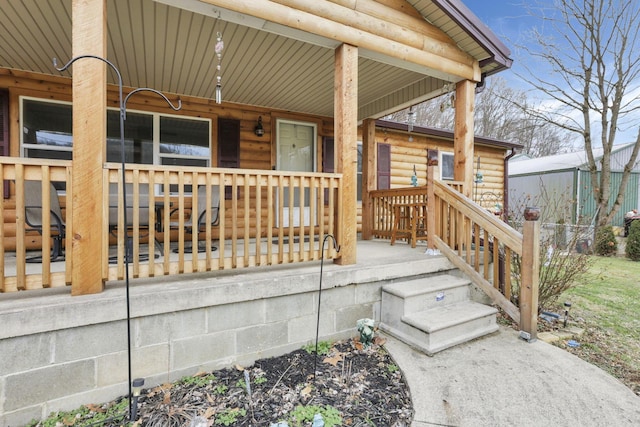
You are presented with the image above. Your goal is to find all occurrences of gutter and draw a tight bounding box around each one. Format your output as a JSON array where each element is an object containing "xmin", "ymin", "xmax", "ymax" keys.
[
  {"xmin": 374, "ymin": 119, "xmax": 522, "ymax": 151},
  {"xmin": 503, "ymin": 148, "xmax": 518, "ymax": 221}
]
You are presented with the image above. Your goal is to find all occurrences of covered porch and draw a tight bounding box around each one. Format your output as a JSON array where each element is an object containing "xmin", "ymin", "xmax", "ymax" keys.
[{"xmin": 0, "ymin": 0, "xmax": 514, "ymax": 294}]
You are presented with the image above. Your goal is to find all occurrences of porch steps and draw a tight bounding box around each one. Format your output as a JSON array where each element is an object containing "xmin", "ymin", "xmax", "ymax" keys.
[{"xmin": 380, "ymin": 274, "xmax": 498, "ymax": 356}]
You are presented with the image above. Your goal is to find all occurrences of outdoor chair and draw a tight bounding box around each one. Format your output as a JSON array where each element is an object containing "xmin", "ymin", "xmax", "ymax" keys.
[
  {"xmin": 24, "ymin": 180, "xmax": 66, "ymax": 262},
  {"xmin": 108, "ymin": 183, "xmax": 161, "ymax": 262},
  {"xmin": 171, "ymin": 185, "xmax": 220, "ymax": 253}
]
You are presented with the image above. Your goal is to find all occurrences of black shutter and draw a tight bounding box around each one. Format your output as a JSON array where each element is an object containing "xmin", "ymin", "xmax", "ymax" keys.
[
  {"xmin": 0, "ymin": 90, "xmax": 8, "ymax": 198},
  {"xmin": 322, "ymin": 137, "xmax": 335, "ymax": 172},
  {"xmin": 218, "ymin": 118, "xmax": 240, "ymax": 199},
  {"xmin": 377, "ymin": 143, "xmax": 391, "ymax": 190},
  {"xmin": 322, "ymin": 137, "xmax": 335, "ymax": 205},
  {"xmin": 218, "ymin": 118, "xmax": 240, "ymax": 168}
]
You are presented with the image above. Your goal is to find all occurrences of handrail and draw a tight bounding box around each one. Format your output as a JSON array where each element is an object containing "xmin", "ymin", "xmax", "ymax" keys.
[
  {"xmin": 102, "ymin": 163, "xmax": 342, "ymax": 281},
  {"xmin": 428, "ymin": 175, "xmax": 540, "ymax": 338},
  {"xmin": 0, "ymin": 158, "xmax": 72, "ymax": 292},
  {"xmin": 369, "ymin": 186, "xmax": 428, "ymax": 239},
  {"xmin": 1, "ymin": 159, "xmax": 342, "ymax": 293}
]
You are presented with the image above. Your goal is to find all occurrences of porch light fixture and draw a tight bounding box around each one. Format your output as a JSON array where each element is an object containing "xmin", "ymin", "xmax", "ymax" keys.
[
  {"xmin": 131, "ymin": 378, "xmax": 145, "ymax": 421},
  {"xmin": 254, "ymin": 116, "xmax": 264, "ymax": 137}
]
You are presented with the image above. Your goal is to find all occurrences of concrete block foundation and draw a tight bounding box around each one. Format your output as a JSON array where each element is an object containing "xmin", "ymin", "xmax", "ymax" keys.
[{"xmin": 0, "ymin": 243, "xmax": 455, "ymax": 426}]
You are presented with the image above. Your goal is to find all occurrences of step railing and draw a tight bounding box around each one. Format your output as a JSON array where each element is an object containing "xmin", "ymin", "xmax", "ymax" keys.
[{"xmin": 427, "ymin": 171, "xmax": 540, "ymax": 338}]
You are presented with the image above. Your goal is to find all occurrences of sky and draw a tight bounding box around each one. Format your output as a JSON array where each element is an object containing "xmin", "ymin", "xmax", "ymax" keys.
[
  {"xmin": 460, "ymin": 0, "xmax": 545, "ymax": 88},
  {"xmin": 460, "ymin": 0, "xmax": 640, "ymax": 145}
]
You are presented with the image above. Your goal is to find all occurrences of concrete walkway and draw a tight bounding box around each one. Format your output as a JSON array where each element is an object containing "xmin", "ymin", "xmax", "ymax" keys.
[{"xmin": 384, "ymin": 327, "xmax": 640, "ymax": 427}]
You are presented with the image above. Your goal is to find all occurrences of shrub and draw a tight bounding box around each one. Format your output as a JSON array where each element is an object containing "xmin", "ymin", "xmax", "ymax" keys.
[
  {"xmin": 594, "ymin": 225, "xmax": 617, "ymax": 256},
  {"xmin": 626, "ymin": 220, "xmax": 640, "ymax": 261},
  {"xmin": 508, "ymin": 183, "xmax": 592, "ymax": 311}
]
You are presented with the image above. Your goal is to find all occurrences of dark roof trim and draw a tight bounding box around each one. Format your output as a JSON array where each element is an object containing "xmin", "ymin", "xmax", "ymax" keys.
[
  {"xmin": 432, "ymin": 0, "xmax": 513, "ymax": 75},
  {"xmin": 374, "ymin": 119, "xmax": 522, "ymax": 150}
]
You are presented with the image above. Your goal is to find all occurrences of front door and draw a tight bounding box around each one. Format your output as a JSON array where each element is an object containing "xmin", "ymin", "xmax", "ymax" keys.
[{"xmin": 276, "ymin": 119, "xmax": 316, "ymax": 226}]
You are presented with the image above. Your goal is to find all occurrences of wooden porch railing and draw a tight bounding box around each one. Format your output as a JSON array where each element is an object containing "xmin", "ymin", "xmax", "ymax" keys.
[
  {"xmin": 103, "ymin": 164, "xmax": 341, "ymax": 280},
  {"xmin": 428, "ymin": 178, "xmax": 540, "ymax": 338},
  {"xmin": 369, "ymin": 182, "xmax": 463, "ymax": 240},
  {"xmin": 369, "ymin": 186, "xmax": 429, "ymax": 239},
  {"xmin": 102, "ymin": 164, "xmax": 341, "ymax": 281},
  {"xmin": 1, "ymin": 159, "xmax": 341, "ymax": 293},
  {"xmin": 368, "ymin": 178, "xmax": 539, "ymax": 338},
  {"xmin": 0, "ymin": 157, "xmax": 73, "ymax": 292}
]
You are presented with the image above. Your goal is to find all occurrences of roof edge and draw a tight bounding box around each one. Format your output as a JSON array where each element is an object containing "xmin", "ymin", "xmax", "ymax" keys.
[
  {"xmin": 375, "ymin": 119, "xmax": 522, "ymax": 150},
  {"xmin": 430, "ymin": 0, "xmax": 513, "ymax": 76}
]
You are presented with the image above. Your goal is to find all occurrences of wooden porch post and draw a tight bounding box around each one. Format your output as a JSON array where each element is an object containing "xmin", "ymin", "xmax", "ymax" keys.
[
  {"xmin": 71, "ymin": 0, "xmax": 107, "ymax": 295},
  {"xmin": 520, "ymin": 207, "xmax": 540, "ymax": 340},
  {"xmin": 454, "ymin": 80, "xmax": 475, "ymax": 198},
  {"xmin": 334, "ymin": 43, "xmax": 358, "ymax": 265},
  {"xmin": 361, "ymin": 119, "xmax": 376, "ymax": 240},
  {"xmin": 426, "ymin": 161, "xmax": 437, "ymax": 251}
]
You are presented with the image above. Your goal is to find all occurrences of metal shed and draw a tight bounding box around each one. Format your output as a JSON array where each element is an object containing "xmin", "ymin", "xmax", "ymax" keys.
[{"xmin": 508, "ymin": 143, "xmax": 640, "ymax": 227}]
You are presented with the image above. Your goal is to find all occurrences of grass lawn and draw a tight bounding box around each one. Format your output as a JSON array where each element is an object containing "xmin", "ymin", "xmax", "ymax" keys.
[{"xmin": 554, "ymin": 255, "xmax": 640, "ymax": 395}]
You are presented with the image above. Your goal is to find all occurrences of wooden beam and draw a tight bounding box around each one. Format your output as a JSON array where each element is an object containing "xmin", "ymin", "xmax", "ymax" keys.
[
  {"xmin": 334, "ymin": 44, "xmax": 358, "ymax": 265},
  {"xmin": 361, "ymin": 119, "xmax": 376, "ymax": 240},
  {"xmin": 71, "ymin": 0, "xmax": 107, "ymax": 295},
  {"xmin": 328, "ymin": 0, "xmax": 444, "ymax": 40},
  {"xmin": 272, "ymin": 0, "xmax": 474, "ymax": 66},
  {"xmin": 200, "ymin": 0, "xmax": 478, "ymax": 81},
  {"xmin": 454, "ymin": 80, "xmax": 475, "ymax": 198}
]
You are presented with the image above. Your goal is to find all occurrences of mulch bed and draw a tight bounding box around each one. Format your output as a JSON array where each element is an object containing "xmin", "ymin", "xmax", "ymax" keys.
[{"xmin": 69, "ymin": 337, "xmax": 413, "ymax": 427}]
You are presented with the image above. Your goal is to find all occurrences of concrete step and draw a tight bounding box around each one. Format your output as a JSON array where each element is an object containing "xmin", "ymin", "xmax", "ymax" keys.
[
  {"xmin": 380, "ymin": 274, "xmax": 498, "ymax": 356},
  {"xmin": 381, "ymin": 301, "xmax": 498, "ymax": 356},
  {"xmin": 382, "ymin": 274, "xmax": 471, "ymax": 314}
]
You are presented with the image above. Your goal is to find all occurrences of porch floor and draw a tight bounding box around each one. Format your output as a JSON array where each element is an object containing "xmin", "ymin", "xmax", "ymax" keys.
[{"xmin": 4, "ymin": 237, "xmax": 432, "ymax": 277}]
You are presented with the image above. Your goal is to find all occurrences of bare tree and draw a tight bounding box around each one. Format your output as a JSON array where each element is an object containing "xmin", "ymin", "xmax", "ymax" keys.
[
  {"xmin": 517, "ymin": 0, "xmax": 640, "ymax": 227},
  {"xmin": 385, "ymin": 77, "xmax": 573, "ymax": 157}
]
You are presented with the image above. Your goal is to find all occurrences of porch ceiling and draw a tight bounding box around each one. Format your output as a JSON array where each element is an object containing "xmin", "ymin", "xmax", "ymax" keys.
[{"xmin": 0, "ymin": 0, "xmax": 511, "ymax": 120}]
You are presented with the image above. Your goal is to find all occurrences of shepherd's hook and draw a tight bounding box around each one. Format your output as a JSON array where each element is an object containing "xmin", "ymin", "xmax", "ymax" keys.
[{"xmin": 313, "ymin": 234, "xmax": 340, "ymax": 389}]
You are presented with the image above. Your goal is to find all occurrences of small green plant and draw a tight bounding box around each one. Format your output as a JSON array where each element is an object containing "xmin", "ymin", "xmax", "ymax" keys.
[
  {"xmin": 26, "ymin": 398, "xmax": 129, "ymax": 427},
  {"xmin": 288, "ymin": 404, "xmax": 342, "ymax": 427},
  {"xmin": 387, "ymin": 363, "xmax": 399, "ymax": 373},
  {"xmin": 214, "ymin": 384, "xmax": 228, "ymax": 395},
  {"xmin": 179, "ymin": 373, "xmax": 217, "ymax": 387},
  {"xmin": 214, "ymin": 408, "xmax": 246, "ymax": 426},
  {"xmin": 302, "ymin": 341, "xmax": 332, "ymax": 355},
  {"xmin": 594, "ymin": 225, "xmax": 617, "ymax": 256},
  {"xmin": 254, "ymin": 374, "xmax": 267, "ymax": 385},
  {"xmin": 625, "ymin": 220, "xmax": 640, "ymax": 261}
]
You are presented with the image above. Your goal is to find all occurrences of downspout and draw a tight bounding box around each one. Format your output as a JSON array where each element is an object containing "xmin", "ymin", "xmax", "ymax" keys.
[{"xmin": 503, "ymin": 148, "xmax": 518, "ymax": 221}]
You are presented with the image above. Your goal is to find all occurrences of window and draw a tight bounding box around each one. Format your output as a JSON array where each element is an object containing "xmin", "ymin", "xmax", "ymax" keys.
[
  {"xmin": 106, "ymin": 110, "xmax": 153, "ymax": 164},
  {"xmin": 159, "ymin": 116, "xmax": 210, "ymax": 167},
  {"xmin": 21, "ymin": 97, "xmax": 211, "ymax": 168},
  {"xmin": 22, "ymin": 98, "xmax": 73, "ymax": 160},
  {"xmin": 440, "ymin": 152, "xmax": 454, "ymax": 180}
]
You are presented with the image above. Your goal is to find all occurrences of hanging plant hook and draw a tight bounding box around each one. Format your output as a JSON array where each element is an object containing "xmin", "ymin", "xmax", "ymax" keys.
[{"xmin": 313, "ymin": 234, "xmax": 340, "ymax": 389}]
